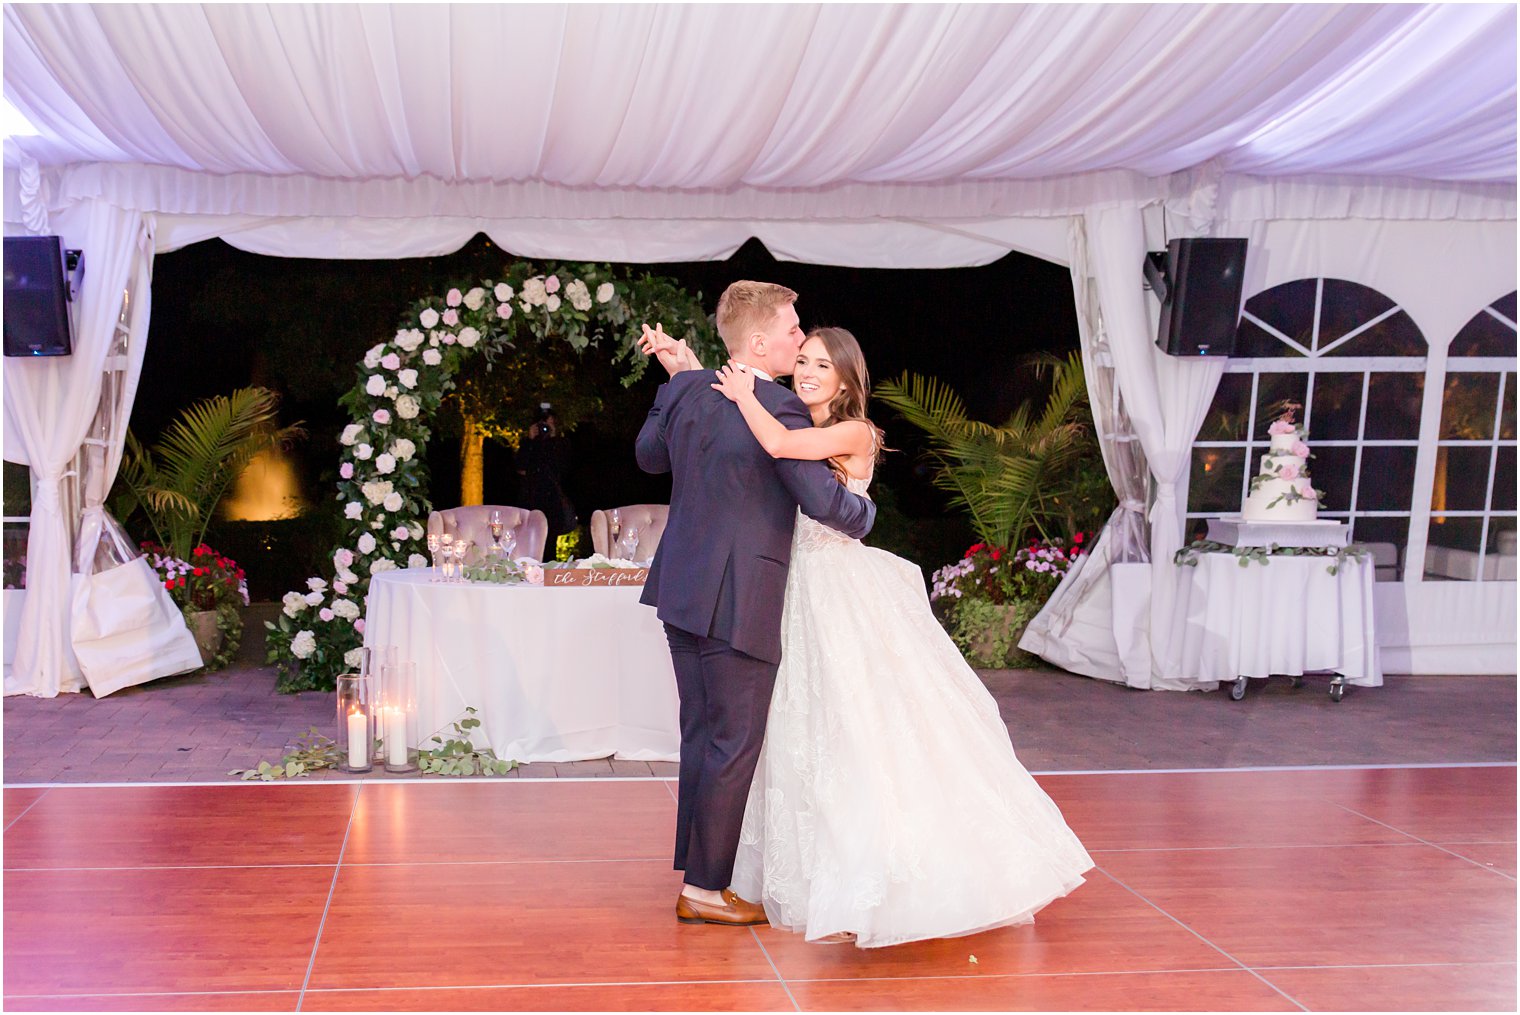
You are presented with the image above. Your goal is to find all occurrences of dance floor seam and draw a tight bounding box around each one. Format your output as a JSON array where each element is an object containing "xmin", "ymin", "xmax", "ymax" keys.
[{"xmin": 5, "ymin": 767, "xmax": 1514, "ymax": 1012}]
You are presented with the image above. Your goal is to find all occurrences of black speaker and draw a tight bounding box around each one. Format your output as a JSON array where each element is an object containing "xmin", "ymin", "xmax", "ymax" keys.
[
  {"xmin": 1145, "ymin": 237, "xmax": 1247, "ymax": 357},
  {"xmin": 4, "ymin": 236, "xmax": 81, "ymax": 357}
]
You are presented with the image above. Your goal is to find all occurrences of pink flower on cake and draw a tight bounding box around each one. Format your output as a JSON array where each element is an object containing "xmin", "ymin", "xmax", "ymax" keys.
[
  {"xmin": 1294, "ymin": 478, "xmax": 1316, "ymax": 499},
  {"xmin": 1280, "ymin": 465, "xmax": 1300, "ymax": 481},
  {"xmin": 1292, "ymin": 441, "xmax": 1311, "ymax": 458},
  {"xmin": 1269, "ymin": 420, "xmax": 1295, "ymax": 436}
]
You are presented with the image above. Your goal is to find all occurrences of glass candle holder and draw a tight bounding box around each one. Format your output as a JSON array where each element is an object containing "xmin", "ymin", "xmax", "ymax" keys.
[
  {"xmin": 335, "ymin": 673, "xmax": 373, "ymax": 773},
  {"xmin": 379, "ymin": 659, "xmax": 417, "ymax": 773}
]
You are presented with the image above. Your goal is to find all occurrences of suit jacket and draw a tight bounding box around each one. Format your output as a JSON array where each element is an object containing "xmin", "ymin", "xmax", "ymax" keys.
[{"xmin": 636, "ymin": 370, "xmax": 876, "ymax": 664}]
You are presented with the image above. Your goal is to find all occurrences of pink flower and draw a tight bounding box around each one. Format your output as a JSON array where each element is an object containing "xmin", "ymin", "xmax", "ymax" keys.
[
  {"xmin": 335, "ymin": 549, "xmax": 355, "ymax": 568},
  {"xmin": 332, "ymin": 580, "xmax": 348, "ymax": 595},
  {"xmin": 1269, "ymin": 420, "xmax": 1295, "ymax": 436},
  {"xmin": 319, "ymin": 608, "xmax": 334, "ymax": 622},
  {"xmin": 381, "ymin": 353, "xmax": 401, "ymax": 371},
  {"xmin": 354, "ymin": 618, "xmax": 365, "ymax": 634},
  {"xmin": 446, "ymin": 288, "xmax": 462, "ymax": 307},
  {"xmin": 496, "ymin": 303, "xmax": 513, "ymax": 320},
  {"xmin": 340, "ymin": 462, "xmax": 354, "ymax": 479},
  {"xmin": 1292, "ymin": 441, "xmax": 1311, "ymax": 458},
  {"xmin": 1294, "ymin": 478, "xmax": 1316, "ymax": 498},
  {"xmin": 442, "ymin": 331, "xmax": 457, "ymax": 344},
  {"xmin": 442, "ymin": 308, "xmax": 459, "ymax": 327},
  {"xmin": 1280, "ymin": 464, "xmax": 1300, "ymax": 481},
  {"xmin": 373, "ymin": 409, "xmax": 392, "ymax": 425},
  {"xmin": 544, "ymin": 275, "xmax": 560, "ymax": 294}
]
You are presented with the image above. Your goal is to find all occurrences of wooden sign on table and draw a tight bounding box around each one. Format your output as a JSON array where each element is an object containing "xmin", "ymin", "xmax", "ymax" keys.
[{"xmin": 545, "ymin": 567, "xmax": 649, "ymax": 587}]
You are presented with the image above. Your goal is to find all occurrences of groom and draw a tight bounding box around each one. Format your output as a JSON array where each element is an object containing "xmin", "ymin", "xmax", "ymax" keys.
[{"xmin": 636, "ymin": 281, "xmax": 876, "ymax": 925}]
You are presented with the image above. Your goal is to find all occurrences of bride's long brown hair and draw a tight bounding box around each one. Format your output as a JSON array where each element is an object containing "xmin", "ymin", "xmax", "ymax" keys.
[{"xmin": 804, "ymin": 326, "xmax": 888, "ymax": 480}]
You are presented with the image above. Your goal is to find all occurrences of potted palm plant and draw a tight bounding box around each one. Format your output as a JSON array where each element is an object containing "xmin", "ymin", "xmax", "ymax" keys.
[
  {"xmin": 874, "ymin": 352, "xmax": 1112, "ymax": 667},
  {"xmin": 110, "ymin": 387, "xmax": 303, "ymax": 669}
]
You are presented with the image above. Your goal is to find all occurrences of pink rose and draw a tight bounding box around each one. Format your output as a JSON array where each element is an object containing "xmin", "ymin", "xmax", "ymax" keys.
[
  {"xmin": 1269, "ymin": 420, "xmax": 1295, "ymax": 436},
  {"xmin": 354, "ymin": 618, "xmax": 365, "ymax": 634},
  {"xmin": 446, "ymin": 288, "xmax": 462, "ymax": 307},
  {"xmin": 319, "ymin": 608, "xmax": 334, "ymax": 622},
  {"xmin": 1294, "ymin": 478, "xmax": 1316, "ymax": 498},
  {"xmin": 544, "ymin": 275, "xmax": 560, "ymax": 294},
  {"xmin": 496, "ymin": 303, "xmax": 513, "ymax": 320},
  {"xmin": 335, "ymin": 548, "xmax": 355, "ymax": 568},
  {"xmin": 373, "ymin": 409, "xmax": 392, "ymax": 424},
  {"xmin": 332, "ymin": 580, "xmax": 348, "ymax": 595},
  {"xmin": 1280, "ymin": 464, "xmax": 1300, "ymax": 481},
  {"xmin": 381, "ymin": 353, "xmax": 401, "ymax": 371},
  {"xmin": 340, "ymin": 462, "xmax": 354, "ymax": 479},
  {"xmin": 442, "ymin": 331, "xmax": 457, "ymax": 344},
  {"xmin": 1292, "ymin": 441, "xmax": 1310, "ymax": 458},
  {"xmin": 442, "ymin": 308, "xmax": 459, "ymax": 327}
]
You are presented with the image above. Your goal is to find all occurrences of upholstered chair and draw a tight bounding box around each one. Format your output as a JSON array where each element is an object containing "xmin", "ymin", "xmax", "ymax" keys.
[
  {"xmin": 589, "ymin": 504, "xmax": 669, "ymax": 561},
  {"xmin": 427, "ymin": 505, "xmax": 548, "ymax": 564}
]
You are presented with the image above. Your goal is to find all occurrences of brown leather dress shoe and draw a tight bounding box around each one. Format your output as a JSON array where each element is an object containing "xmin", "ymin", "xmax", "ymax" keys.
[{"xmin": 675, "ymin": 889, "xmax": 769, "ymax": 926}]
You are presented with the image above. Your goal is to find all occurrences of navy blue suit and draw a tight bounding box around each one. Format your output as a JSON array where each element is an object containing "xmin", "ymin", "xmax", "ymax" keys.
[{"xmin": 637, "ymin": 369, "xmax": 875, "ymax": 889}]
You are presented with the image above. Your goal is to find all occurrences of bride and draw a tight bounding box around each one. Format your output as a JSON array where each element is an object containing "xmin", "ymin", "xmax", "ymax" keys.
[{"xmin": 649, "ymin": 324, "xmax": 1093, "ymax": 949}]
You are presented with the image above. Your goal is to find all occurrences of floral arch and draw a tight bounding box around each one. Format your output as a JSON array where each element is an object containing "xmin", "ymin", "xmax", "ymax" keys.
[{"xmin": 265, "ymin": 262, "xmax": 720, "ymax": 691}]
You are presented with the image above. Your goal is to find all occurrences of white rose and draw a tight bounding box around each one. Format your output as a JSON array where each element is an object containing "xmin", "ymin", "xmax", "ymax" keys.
[
  {"xmin": 565, "ymin": 279, "xmax": 591, "ymax": 311},
  {"xmin": 409, "ymin": 521, "xmax": 425, "ymax": 540},
  {"xmin": 337, "ymin": 567, "xmax": 359, "ymax": 585},
  {"xmin": 390, "ymin": 438, "xmax": 416, "ymax": 461},
  {"xmin": 355, "ymin": 443, "xmax": 372, "ymax": 460},
  {"xmin": 391, "ymin": 525, "xmax": 410, "ymax": 540},
  {"xmin": 372, "ymin": 518, "xmax": 384, "ymax": 528},
  {"xmin": 494, "ymin": 282, "xmax": 514, "ymax": 301},
  {"xmin": 545, "ymin": 294, "xmax": 561, "ymax": 313},
  {"xmin": 397, "ymin": 368, "xmax": 418, "ymax": 389},
  {"xmin": 422, "ymin": 348, "xmax": 442, "ymax": 366},
  {"xmin": 522, "ymin": 277, "xmax": 547, "ymax": 306},
  {"xmin": 395, "ymin": 395, "xmax": 420, "ymax": 420},
  {"xmin": 458, "ymin": 327, "xmax": 479, "ymax": 349},
  {"xmin": 340, "ymin": 424, "xmax": 363, "ymax": 447},
  {"xmin": 366, "ymin": 375, "xmax": 386, "ymax": 396},
  {"xmin": 463, "ymin": 287, "xmax": 486, "ymax": 311},
  {"xmin": 375, "ymin": 453, "xmax": 396, "ymax": 475},
  {"xmin": 290, "ymin": 630, "xmax": 317, "ymax": 659},
  {"xmin": 358, "ymin": 533, "xmax": 377, "ymax": 554},
  {"xmin": 304, "ymin": 591, "xmax": 324, "ymax": 607},
  {"xmin": 345, "ymin": 502, "xmax": 363, "ymax": 520},
  {"xmin": 408, "ymin": 553, "xmax": 429, "ymax": 569},
  {"xmin": 344, "ymin": 647, "xmax": 364, "ymax": 668},
  {"xmin": 384, "ymin": 385, "xmax": 398, "ymax": 400},
  {"xmin": 428, "ymin": 330, "xmax": 441, "ymax": 347},
  {"xmin": 395, "ymin": 329, "xmax": 424, "ymax": 352},
  {"xmin": 306, "ymin": 577, "xmax": 327, "ymax": 593},
  {"xmin": 370, "ymin": 557, "xmax": 398, "ymax": 575},
  {"xmin": 383, "ymin": 492, "xmax": 404, "ymax": 512},
  {"xmin": 596, "ymin": 282, "xmax": 615, "ymax": 304},
  {"xmin": 363, "ymin": 344, "xmax": 385, "ymax": 368},
  {"xmin": 281, "ymin": 591, "xmax": 307, "ymax": 617},
  {"xmin": 361, "ymin": 480, "xmax": 393, "ymax": 505},
  {"xmin": 419, "ymin": 307, "xmax": 440, "ymax": 328},
  {"xmin": 332, "ymin": 599, "xmax": 361, "ymax": 620}
]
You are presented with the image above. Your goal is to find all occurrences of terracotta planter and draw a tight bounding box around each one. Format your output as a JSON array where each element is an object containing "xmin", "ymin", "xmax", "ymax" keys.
[{"xmin": 186, "ymin": 609, "xmax": 223, "ymax": 667}]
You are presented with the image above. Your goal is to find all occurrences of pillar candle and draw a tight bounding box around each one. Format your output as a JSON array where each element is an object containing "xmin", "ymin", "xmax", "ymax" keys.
[
  {"xmin": 387, "ymin": 707, "xmax": 408, "ymax": 766},
  {"xmin": 347, "ymin": 708, "xmax": 367, "ymax": 769}
]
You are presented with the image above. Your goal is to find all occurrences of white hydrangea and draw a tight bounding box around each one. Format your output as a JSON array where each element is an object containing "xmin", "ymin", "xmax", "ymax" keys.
[
  {"xmin": 458, "ymin": 327, "xmax": 480, "ymax": 349},
  {"xmin": 304, "ymin": 590, "xmax": 324, "ymax": 607},
  {"xmin": 344, "ymin": 647, "xmax": 364, "ymax": 668},
  {"xmin": 355, "ymin": 443, "xmax": 373, "ymax": 460},
  {"xmin": 545, "ymin": 294, "xmax": 562, "ymax": 313},
  {"xmin": 375, "ymin": 453, "xmax": 396, "ymax": 475},
  {"xmin": 395, "ymin": 395, "xmax": 420, "ymax": 420},
  {"xmin": 340, "ymin": 424, "xmax": 364, "ymax": 446},
  {"xmin": 565, "ymin": 279, "xmax": 592, "ymax": 311},
  {"xmin": 282, "ymin": 591, "xmax": 308, "ymax": 617},
  {"xmin": 596, "ymin": 282, "xmax": 615, "ymax": 304},
  {"xmin": 422, "ymin": 348, "xmax": 442, "ymax": 366},
  {"xmin": 363, "ymin": 344, "xmax": 385, "ymax": 369},
  {"xmin": 522, "ymin": 277, "xmax": 548, "ymax": 306},
  {"xmin": 395, "ymin": 328, "xmax": 424, "ymax": 352},
  {"xmin": 365, "ymin": 375, "xmax": 386, "ymax": 396},
  {"xmin": 358, "ymin": 532, "xmax": 377, "ymax": 554},
  {"xmin": 390, "ymin": 438, "xmax": 416, "ymax": 461},
  {"xmin": 419, "ymin": 307, "xmax": 440, "ymax": 328},
  {"xmin": 345, "ymin": 502, "xmax": 363, "ymax": 520},
  {"xmin": 331, "ymin": 598, "xmax": 361, "ymax": 620},
  {"xmin": 370, "ymin": 557, "xmax": 398, "ymax": 575},
  {"xmin": 383, "ymin": 491, "xmax": 404, "ymax": 512},
  {"xmin": 408, "ymin": 553, "xmax": 429, "ymax": 569},
  {"xmin": 397, "ymin": 368, "xmax": 418, "ymax": 389},
  {"xmin": 306, "ymin": 577, "xmax": 327, "ymax": 593},
  {"xmin": 494, "ymin": 281, "xmax": 514, "ymax": 302},
  {"xmin": 290, "ymin": 630, "xmax": 317, "ymax": 659},
  {"xmin": 361, "ymin": 480, "xmax": 394, "ymax": 505}
]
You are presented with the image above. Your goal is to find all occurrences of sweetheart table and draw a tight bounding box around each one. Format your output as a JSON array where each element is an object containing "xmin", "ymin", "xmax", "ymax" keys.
[{"xmin": 363, "ymin": 569, "xmax": 679, "ymax": 762}]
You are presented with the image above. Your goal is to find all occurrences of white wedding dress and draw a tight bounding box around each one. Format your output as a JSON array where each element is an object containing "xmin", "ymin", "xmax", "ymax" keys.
[{"xmin": 730, "ymin": 474, "xmax": 1095, "ymax": 948}]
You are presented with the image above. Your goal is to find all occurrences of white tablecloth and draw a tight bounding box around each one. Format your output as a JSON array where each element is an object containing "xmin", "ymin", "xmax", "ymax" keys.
[
  {"xmin": 1173, "ymin": 553, "xmax": 1382, "ymax": 689},
  {"xmin": 363, "ymin": 569, "xmax": 679, "ymax": 762}
]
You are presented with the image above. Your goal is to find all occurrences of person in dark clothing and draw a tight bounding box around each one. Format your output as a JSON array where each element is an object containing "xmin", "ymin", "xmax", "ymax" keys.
[{"xmin": 516, "ymin": 403, "xmax": 576, "ymax": 558}]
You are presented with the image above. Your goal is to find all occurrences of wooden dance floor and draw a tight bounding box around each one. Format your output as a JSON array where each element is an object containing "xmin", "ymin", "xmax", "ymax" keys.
[{"xmin": 4, "ymin": 766, "xmax": 1515, "ymax": 1011}]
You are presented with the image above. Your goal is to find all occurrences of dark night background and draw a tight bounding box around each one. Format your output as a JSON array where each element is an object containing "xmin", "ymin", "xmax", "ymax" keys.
[{"xmin": 137, "ymin": 233, "xmax": 1080, "ymax": 598}]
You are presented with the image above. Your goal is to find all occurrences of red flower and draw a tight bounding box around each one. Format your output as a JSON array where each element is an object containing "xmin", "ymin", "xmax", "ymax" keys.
[
  {"xmin": 991, "ymin": 548, "xmax": 1002, "ymax": 561},
  {"xmin": 193, "ymin": 568, "xmax": 205, "ymax": 576},
  {"xmin": 966, "ymin": 543, "xmax": 985, "ymax": 556},
  {"xmin": 163, "ymin": 579, "xmax": 175, "ymax": 590},
  {"xmin": 1073, "ymin": 532, "xmax": 1085, "ymax": 545}
]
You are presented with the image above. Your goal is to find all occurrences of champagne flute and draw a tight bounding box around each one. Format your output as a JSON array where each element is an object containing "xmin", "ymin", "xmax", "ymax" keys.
[
  {"xmin": 502, "ymin": 527, "xmax": 518, "ymax": 560},
  {"xmin": 426, "ymin": 532, "xmax": 442, "ymax": 581},
  {"xmin": 620, "ymin": 526, "xmax": 641, "ymax": 563},
  {"xmin": 451, "ymin": 539, "xmax": 471, "ymax": 583},
  {"xmin": 489, "ymin": 510, "xmax": 504, "ymax": 556},
  {"xmin": 607, "ymin": 509, "xmax": 621, "ymax": 559}
]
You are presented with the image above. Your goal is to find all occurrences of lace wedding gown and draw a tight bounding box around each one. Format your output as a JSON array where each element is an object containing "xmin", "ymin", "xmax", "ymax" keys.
[{"xmin": 730, "ymin": 474, "xmax": 1094, "ymax": 948}]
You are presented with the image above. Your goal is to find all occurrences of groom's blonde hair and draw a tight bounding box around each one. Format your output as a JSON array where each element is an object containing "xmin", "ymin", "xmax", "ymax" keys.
[{"xmin": 716, "ymin": 281, "xmax": 798, "ymax": 353}]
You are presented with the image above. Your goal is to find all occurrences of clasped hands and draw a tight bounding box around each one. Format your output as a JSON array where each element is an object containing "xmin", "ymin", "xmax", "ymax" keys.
[{"xmin": 637, "ymin": 322, "xmax": 756, "ymax": 402}]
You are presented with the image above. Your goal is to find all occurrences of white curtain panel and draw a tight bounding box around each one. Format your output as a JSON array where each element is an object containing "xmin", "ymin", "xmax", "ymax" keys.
[{"xmin": 3, "ymin": 200, "xmax": 146, "ymax": 697}]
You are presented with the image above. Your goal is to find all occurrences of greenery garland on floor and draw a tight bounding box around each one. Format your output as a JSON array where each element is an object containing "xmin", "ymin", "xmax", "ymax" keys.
[{"xmin": 264, "ymin": 264, "xmax": 722, "ymax": 692}]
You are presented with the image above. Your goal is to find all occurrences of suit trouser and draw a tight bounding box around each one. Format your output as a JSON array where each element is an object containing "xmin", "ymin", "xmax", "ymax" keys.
[{"xmin": 663, "ymin": 623, "xmax": 779, "ymax": 891}]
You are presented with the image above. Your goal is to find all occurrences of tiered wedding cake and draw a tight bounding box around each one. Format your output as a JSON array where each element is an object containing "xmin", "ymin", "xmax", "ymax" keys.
[{"xmin": 1241, "ymin": 411, "xmax": 1321, "ymax": 522}]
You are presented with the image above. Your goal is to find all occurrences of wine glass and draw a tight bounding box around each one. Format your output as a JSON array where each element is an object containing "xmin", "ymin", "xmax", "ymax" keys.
[
  {"xmin": 618, "ymin": 526, "xmax": 641, "ymax": 562},
  {"xmin": 450, "ymin": 539, "xmax": 471, "ymax": 583},
  {"xmin": 426, "ymin": 533, "xmax": 442, "ymax": 581},
  {"xmin": 439, "ymin": 533, "xmax": 455, "ymax": 581},
  {"xmin": 488, "ymin": 510, "xmax": 504, "ymax": 556},
  {"xmin": 607, "ymin": 509, "xmax": 621, "ymax": 559},
  {"xmin": 501, "ymin": 527, "xmax": 518, "ymax": 560}
]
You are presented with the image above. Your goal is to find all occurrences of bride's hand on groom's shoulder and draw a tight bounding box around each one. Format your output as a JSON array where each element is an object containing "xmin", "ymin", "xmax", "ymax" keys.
[{"xmin": 711, "ymin": 360, "xmax": 756, "ymax": 402}]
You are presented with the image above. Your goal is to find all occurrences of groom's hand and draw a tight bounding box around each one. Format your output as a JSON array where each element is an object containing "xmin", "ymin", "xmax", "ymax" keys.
[{"xmin": 639, "ymin": 323, "xmax": 693, "ymax": 376}]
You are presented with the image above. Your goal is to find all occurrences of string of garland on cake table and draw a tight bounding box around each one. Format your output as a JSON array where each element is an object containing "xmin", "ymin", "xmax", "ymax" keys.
[{"xmin": 264, "ymin": 263, "xmax": 723, "ymax": 693}]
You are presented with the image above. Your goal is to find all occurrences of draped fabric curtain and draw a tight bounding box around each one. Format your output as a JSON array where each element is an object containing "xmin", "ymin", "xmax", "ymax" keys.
[{"xmin": 3, "ymin": 200, "xmax": 147, "ymax": 696}]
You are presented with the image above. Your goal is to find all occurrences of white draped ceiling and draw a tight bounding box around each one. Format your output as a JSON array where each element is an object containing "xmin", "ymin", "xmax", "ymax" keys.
[{"xmin": 2, "ymin": 3, "xmax": 1515, "ymax": 695}]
